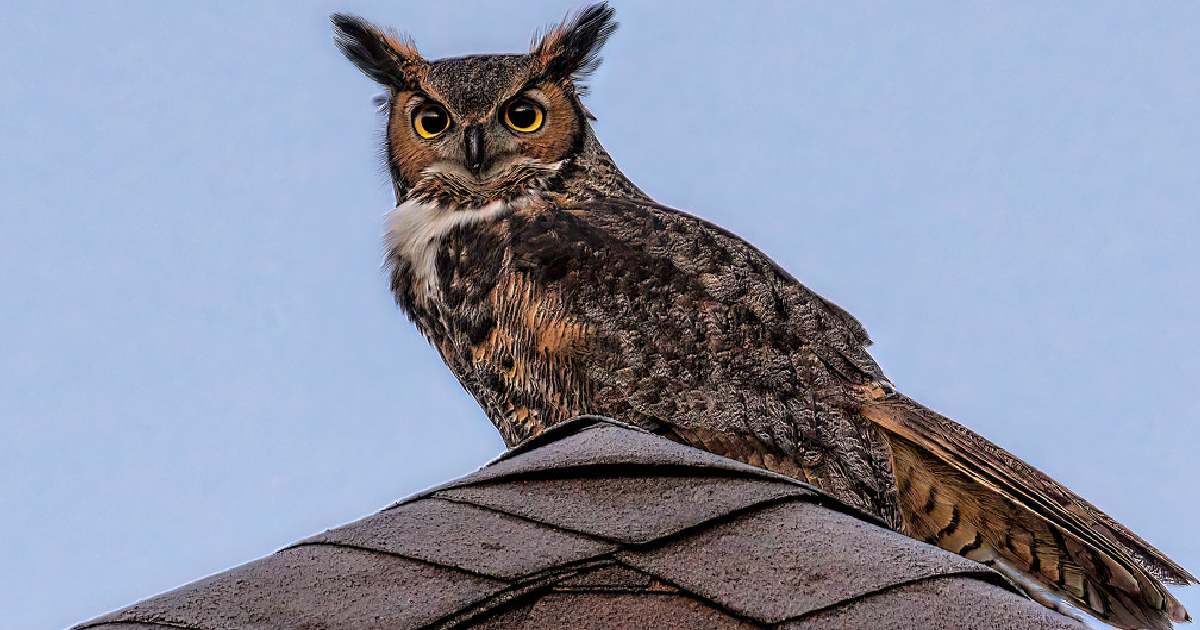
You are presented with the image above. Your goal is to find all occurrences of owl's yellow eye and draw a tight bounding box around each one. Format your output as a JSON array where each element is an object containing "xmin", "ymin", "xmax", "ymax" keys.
[
  {"xmin": 503, "ymin": 99, "xmax": 544, "ymax": 133},
  {"xmin": 412, "ymin": 103, "xmax": 450, "ymax": 139}
]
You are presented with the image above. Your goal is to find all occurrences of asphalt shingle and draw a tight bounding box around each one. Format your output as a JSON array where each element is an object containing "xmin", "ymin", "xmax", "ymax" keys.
[
  {"xmin": 479, "ymin": 591, "xmax": 760, "ymax": 629},
  {"xmin": 618, "ymin": 500, "xmax": 1000, "ymax": 623},
  {"xmin": 437, "ymin": 474, "xmax": 811, "ymax": 544},
  {"xmin": 778, "ymin": 575, "xmax": 1088, "ymax": 630},
  {"xmin": 78, "ymin": 545, "xmax": 506, "ymax": 630},
  {"xmin": 299, "ymin": 496, "xmax": 615, "ymax": 580}
]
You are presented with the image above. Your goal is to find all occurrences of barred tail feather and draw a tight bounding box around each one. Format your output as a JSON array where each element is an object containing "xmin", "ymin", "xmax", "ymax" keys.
[{"xmin": 864, "ymin": 395, "xmax": 1192, "ymax": 629}]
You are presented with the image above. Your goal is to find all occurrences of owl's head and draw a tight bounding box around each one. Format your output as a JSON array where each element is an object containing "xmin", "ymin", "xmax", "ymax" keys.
[{"xmin": 333, "ymin": 4, "xmax": 617, "ymax": 207}]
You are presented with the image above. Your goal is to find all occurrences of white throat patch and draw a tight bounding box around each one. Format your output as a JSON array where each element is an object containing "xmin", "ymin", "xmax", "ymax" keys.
[{"xmin": 384, "ymin": 197, "xmax": 522, "ymax": 305}]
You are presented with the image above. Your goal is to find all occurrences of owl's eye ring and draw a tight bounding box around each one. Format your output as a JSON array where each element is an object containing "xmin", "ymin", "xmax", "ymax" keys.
[
  {"xmin": 412, "ymin": 103, "xmax": 450, "ymax": 139},
  {"xmin": 503, "ymin": 99, "xmax": 544, "ymax": 134}
]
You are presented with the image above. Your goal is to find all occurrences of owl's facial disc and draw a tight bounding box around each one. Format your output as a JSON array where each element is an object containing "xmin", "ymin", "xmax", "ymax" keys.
[
  {"xmin": 390, "ymin": 83, "xmax": 577, "ymax": 206},
  {"xmin": 417, "ymin": 89, "xmax": 554, "ymax": 180}
]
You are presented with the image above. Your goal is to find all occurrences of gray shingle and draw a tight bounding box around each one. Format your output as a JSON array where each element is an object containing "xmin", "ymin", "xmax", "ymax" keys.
[
  {"xmin": 298, "ymin": 496, "xmax": 615, "ymax": 580},
  {"xmin": 462, "ymin": 600, "xmax": 539, "ymax": 629},
  {"xmin": 437, "ymin": 474, "xmax": 811, "ymax": 544},
  {"xmin": 618, "ymin": 500, "xmax": 1001, "ymax": 623},
  {"xmin": 554, "ymin": 563, "xmax": 655, "ymax": 590},
  {"xmin": 473, "ymin": 591, "xmax": 760, "ymax": 629},
  {"xmin": 778, "ymin": 574, "xmax": 1088, "ymax": 630},
  {"xmin": 78, "ymin": 545, "xmax": 506, "ymax": 630}
]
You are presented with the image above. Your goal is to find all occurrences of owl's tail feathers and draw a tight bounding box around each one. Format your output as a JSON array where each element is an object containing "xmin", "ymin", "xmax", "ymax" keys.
[{"xmin": 858, "ymin": 393, "xmax": 1193, "ymax": 630}]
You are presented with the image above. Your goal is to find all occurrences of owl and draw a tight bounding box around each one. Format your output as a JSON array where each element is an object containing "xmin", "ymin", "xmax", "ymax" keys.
[{"xmin": 332, "ymin": 4, "xmax": 1192, "ymax": 628}]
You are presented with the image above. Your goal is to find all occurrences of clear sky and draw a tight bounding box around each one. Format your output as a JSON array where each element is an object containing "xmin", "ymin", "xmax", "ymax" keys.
[{"xmin": 2, "ymin": 2, "xmax": 1197, "ymax": 628}]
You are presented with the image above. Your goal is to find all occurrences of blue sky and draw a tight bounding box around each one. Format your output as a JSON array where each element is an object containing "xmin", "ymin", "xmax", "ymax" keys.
[{"xmin": 2, "ymin": 2, "xmax": 1197, "ymax": 628}]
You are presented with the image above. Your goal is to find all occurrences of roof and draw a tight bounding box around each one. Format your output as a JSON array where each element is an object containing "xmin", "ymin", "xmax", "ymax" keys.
[{"xmin": 73, "ymin": 416, "xmax": 1086, "ymax": 629}]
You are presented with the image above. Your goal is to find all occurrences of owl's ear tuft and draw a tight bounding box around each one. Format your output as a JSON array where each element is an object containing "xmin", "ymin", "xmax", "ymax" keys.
[
  {"xmin": 531, "ymin": 2, "xmax": 618, "ymax": 86},
  {"xmin": 331, "ymin": 14, "xmax": 425, "ymax": 88}
]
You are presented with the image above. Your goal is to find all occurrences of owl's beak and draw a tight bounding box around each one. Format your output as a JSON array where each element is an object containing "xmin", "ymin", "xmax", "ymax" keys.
[{"xmin": 463, "ymin": 125, "xmax": 486, "ymax": 176}]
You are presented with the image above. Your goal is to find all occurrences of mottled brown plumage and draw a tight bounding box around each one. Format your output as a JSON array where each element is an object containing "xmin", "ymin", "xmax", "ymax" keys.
[{"xmin": 332, "ymin": 5, "xmax": 1194, "ymax": 628}]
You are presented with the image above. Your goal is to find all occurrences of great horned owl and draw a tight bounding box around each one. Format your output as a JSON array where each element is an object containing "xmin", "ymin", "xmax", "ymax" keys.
[{"xmin": 332, "ymin": 5, "xmax": 1192, "ymax": 628}]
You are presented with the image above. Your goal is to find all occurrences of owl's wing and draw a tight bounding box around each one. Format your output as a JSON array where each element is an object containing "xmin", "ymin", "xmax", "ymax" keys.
[
  {"xmin": 861, "ymin": 392, "xmax": 1193, "ymax": 628},
  {"xmin": 511, "ymin": 196, "xmax": 886, "ymax": 381},
  {"xmin": 503, "ymin": 197, "xmax": 901, "ymax": 520}
]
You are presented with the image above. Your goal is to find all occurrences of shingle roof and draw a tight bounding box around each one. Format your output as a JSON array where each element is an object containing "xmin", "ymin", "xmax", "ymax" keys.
[{"xmin": 73, "ymin": 416, "xmax": 1086, "ymax": 629}]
